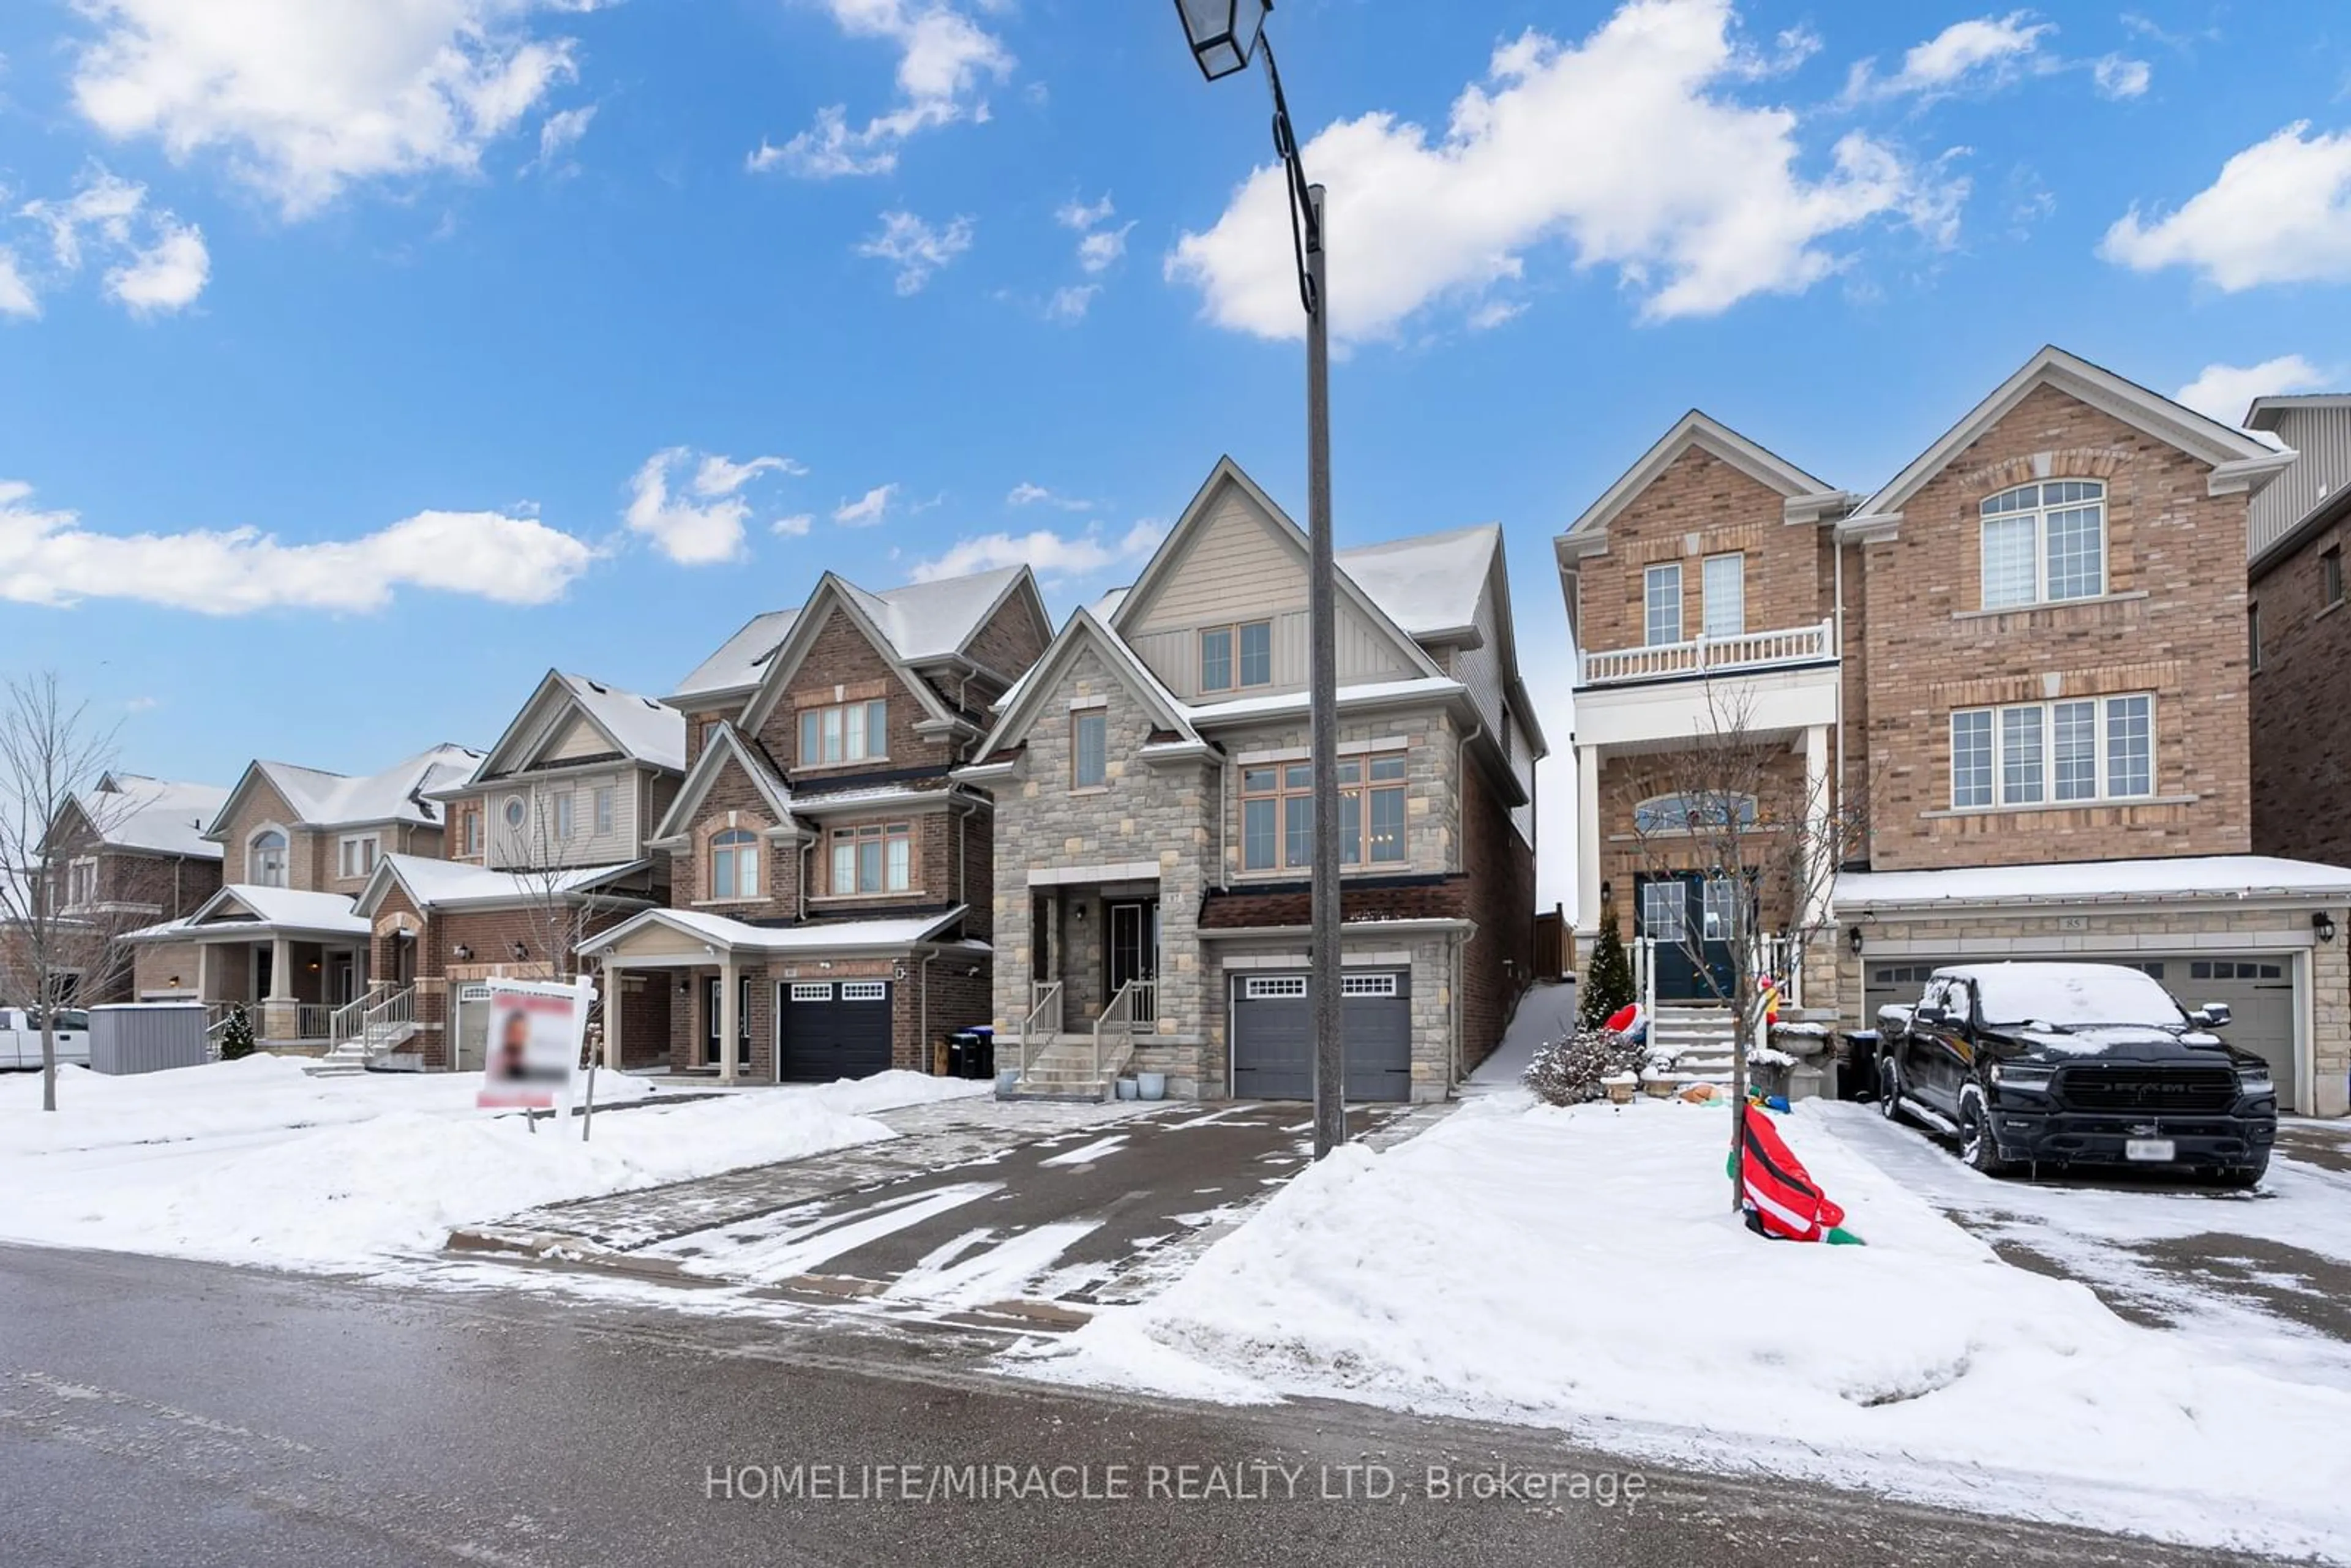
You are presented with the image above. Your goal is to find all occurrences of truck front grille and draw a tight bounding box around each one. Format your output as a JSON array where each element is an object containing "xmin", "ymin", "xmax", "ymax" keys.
[{"xmin": 2057, "ymin": 1064, "xmax": 2237, "ymax": 1114}]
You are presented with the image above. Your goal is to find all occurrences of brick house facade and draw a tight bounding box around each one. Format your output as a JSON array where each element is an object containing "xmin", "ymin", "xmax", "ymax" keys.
[
  {"xmin": 25, "ymin": 774, "xmax": 227, "ymax": 1007},
  {"xmin": 1559, "ymin": 348, "xmax": 2349, "ymax": 1116},
  {"xmin": 2247, "ymin": 396, "xmax": 2351, "ymax": 869}
]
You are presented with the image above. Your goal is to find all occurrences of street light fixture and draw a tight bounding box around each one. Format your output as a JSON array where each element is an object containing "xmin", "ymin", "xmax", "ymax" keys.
[{"xmin": 1171, "ymin": 0, "xmax": 1344, "ymax": 1161}]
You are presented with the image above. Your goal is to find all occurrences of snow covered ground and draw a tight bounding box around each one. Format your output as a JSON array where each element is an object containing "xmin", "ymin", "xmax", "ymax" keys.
[
  {"xmin": 1025, "ymin": 1089, "xmax": 2351, "ymax": 1562},
  {"xmin": 0, "ymin": 1057, "xmax": 987, "ymax": 1272}
]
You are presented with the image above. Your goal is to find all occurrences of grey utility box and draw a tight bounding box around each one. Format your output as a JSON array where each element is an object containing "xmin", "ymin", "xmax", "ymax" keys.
[{"xmin": 89, "ymin": 1002, "xmax": 210, "ymax": 1076}]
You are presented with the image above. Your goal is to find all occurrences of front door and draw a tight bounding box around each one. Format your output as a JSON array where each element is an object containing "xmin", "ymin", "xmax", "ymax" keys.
[
  {"xmin": 702, "ymin": 976, "xmax": 752, "ymax": 1068},
  {"xmin": 1635, "ymin": 872, "xmax": 1738, "ymax": 1003},
  {"xmin": 1107, "ymin": 902, "xmax": 1158, "ymax": 1021},
  {"xmin": 331, "ymin": 956, "xmax": 356, "ymax": 1006}
]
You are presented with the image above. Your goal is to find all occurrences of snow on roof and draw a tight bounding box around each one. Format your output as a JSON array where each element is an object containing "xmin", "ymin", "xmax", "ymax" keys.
[
  {"xmin": 195, "ymin": 885, "xmax": 367, "ymax": 936},
  {"xmin": 81, "ymin": 774, "xmax": 228, "ymax": 858},
  {"xmin": 1183, "ymin": 675, "xmax": 1465, "ymax": 726},
  {"xmin": 250, "ymin": 744, "xmax": 484, "ymax": 830},
  {"xmin": 670, "ymin": 608, "xmax": 800, "ymax": 701},
  {"xmin": 1337, "ymin": 524, "xmax": 1499, "ymax": 637},
  {"xmin": 557, "ymin": 673, "xmax": 686, "ymax": 771},
  {"xmin": 580, "ymin": 905, "xmax": 968, "ymax": 956},
  {"xmin": 377, "ymin": 852, "xmax": 642, "ymax": 910},
  {"xmin": 846, "ymin": 566, "xmax": 1024, "ymax": 662},
  {"xmin": 1836, "ymin": 855, "xmax": 2351, "ymax": 909}
]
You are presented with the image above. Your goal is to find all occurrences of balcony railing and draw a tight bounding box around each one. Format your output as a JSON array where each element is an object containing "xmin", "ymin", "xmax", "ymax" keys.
[{"xmin": 1578, "ymin": 618, "xmax": 1834, "ymax": 688}]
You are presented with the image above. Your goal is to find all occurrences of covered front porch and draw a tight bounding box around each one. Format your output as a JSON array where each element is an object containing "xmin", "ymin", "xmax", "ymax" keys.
[
  {"xmin": 1007, "ymin": 866, "xmax": 1188, "ymax": 1100},
  {"xmin": 149, "ymin": 885, "xmax": 373, "ymax": 1052}
]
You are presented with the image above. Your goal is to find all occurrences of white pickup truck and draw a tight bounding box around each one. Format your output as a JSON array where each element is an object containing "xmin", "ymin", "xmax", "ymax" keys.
[{"xmin": 0, "ymin": 1007, "xmax": 91, "ymax": 1070}]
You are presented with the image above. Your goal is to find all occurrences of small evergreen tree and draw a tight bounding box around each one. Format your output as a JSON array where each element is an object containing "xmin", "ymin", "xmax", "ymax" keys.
[
  {"xmin": 1579, "ymin": 902, "xmax": 1637, "ymax": 1030},
  {"xmin": 217, "ymin": 1005, "xmax": 256, "ymax": 1062}
]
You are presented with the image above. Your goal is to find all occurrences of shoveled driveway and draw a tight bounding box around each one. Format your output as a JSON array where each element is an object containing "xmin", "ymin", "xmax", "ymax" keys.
[{"xmin": 461, "ymin": 1097, "xmax": 1433, "ymax": 1334}]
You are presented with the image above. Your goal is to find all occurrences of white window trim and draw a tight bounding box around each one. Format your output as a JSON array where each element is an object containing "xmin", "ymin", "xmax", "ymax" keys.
[
  {"xmin": 1949, "ymin": 694, "xmax": 2156, "ymax": 810},
  {"xmin": 338, "ymin": 833, "xmax": 380, "ymax": 880},
  {"xmin": 593, "ymin": 785, "xmax": 616, "ymax": 836},
  {"xmin": 1700, "ymin": 552, "xmax": 1744, "ymax": 640},
  {"xmin": 1643, "ymin": 562, "xmax": 1682, "ymax": 647},
  {"xmin": 1244, "ymin": 975, "xmax": 1307, "ymax": 999},
  {"xmin": 1979, "ymin": 481, "xmax": 2107, "ymax": 611},
  {"xmin": 839, "ymin": 980, "xmax": 887, "ymax": 1002},
  {"xmin": 247, "ymin": 824, "xmax": 291, "ymax": 887}
]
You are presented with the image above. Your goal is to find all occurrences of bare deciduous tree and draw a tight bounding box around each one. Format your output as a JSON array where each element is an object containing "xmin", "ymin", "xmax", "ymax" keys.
[
  {"xmin": 0, "ymin": 673, "xmax": 131, "ymax": 1112},
  {"xmin": 500, "ymin": 789, "xmax": 598, "ymax": 983},
  {"xmin": 1624, "ymin": 686, "xmax": 1868, "ymax": 1211}
]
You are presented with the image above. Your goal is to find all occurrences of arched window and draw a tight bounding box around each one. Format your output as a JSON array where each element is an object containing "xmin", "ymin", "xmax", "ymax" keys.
[
  {"xmin": 248, "ymin": 828, "xmax": 288, "ymax": 887},
  {"xmin": 1980, "ymin": 480, "xmax": 2105, "ymax": 609},
  {"xmin": 1632, "ymin": 793, "xmax": 1757, "ymax": 835},
  {"xmin": 711, "ymin": 828, "xmax": 759, "ymax": 901}
]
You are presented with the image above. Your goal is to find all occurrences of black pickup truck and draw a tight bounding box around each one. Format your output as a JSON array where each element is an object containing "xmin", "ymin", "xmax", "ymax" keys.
[{"xmin": 1876, "ymin": 961, "xmax": 2277, "ymax": 1185}]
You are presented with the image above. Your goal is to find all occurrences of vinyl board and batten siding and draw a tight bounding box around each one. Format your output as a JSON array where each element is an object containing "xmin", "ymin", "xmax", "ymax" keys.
[
  {"xmin": 1130, "ymin": 609, "xmax": 1414, "ymax": 700},
  {"xmin": 2252, "ymin": 406, "xmax": 2351, "ymax": 561}
]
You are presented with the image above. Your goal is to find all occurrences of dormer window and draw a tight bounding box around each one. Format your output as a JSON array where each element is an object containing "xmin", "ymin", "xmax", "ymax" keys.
[
  {"xmin": 1201, "ymin": 621, "xmax": 1272, "ymax": 692},
  {"xmin": 800, "ymin": 700, "xmax": 887, "ymax": 767},
  {"xmin": 710, "ymin": 828, "xmax": 760, "ymax": 900},
  {"xmin": 1981, "ymin": 481, "xmax": 2105, "ymax": 609},
  {"xmin": 249, "ymin": 829, "xmax": 288, "ymax": 887}
]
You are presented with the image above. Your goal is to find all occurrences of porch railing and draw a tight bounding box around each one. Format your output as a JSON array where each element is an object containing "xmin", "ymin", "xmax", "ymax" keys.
[
  {"xmin": 291, "ymin": 1003, "xmax": 334, "ymax": 1041},
  {"xmin": 1128, "ymin": 978, "xmax": 1157, "ymax": 1026},
  {"xmin": 357, "ymin": 985, "xmax": 416, "ymax": 1061},
  {"xmin": 1578, "ymin": 618, "xmax": 1834, "ymax": 688},
  {"xmin": 1020, "ymin": 981, "xmax": 1063, "ymax": 1078},
  {"xmin": 1628, "ymin": 933, "xmax": 1804, "ymax": 1020},
  {"xmin": 1093, "ymin": 980, "xmax": 1144, "ymax": 1086}
]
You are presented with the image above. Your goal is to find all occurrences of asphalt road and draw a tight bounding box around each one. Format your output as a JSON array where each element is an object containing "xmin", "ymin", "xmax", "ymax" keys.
[{"xmin": 0, "ymin": 1243, "xmax": 2287, "ymax": 1567}]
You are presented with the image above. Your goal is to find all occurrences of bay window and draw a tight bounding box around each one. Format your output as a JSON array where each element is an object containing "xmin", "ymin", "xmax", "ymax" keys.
[
  {"xmin": 1980, "ymin": 481, "xmax": 2105, "ymax": 609},
  {"xmin": 1239, "ymin": 752, "xmax": 1409, "ymax": 870},
  {"xmin": 1951, "ymin": 694, "xmax": 2153, "ymax": 809},
  {"xmin": 799, "ymin": 699, "xmax": 888, "ymax": 767},
  {"xmin": 831, "ymin": 822, "xmax": 913, "ymax": 895}
]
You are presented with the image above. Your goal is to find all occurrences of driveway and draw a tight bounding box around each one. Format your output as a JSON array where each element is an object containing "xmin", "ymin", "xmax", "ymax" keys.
[
  {"xmin": 1810, "ymin": 1102, "xmax": 2351, "ymax": 1389},
  {"xmin": 461, "ymin": 1097, "xmax": 1430, "ymax": 1334}
]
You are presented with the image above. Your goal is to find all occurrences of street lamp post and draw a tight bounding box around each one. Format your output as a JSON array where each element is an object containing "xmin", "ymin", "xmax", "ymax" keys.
[{"xmin": 1173, "ymin": 1, "xmax": 1345, "ymax": 1160}]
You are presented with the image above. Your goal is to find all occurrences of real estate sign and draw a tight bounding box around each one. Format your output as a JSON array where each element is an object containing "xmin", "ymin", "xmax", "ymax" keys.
[{"xmin": 479, "ymin": 977, "xmax": 591, "ymax": 1112}]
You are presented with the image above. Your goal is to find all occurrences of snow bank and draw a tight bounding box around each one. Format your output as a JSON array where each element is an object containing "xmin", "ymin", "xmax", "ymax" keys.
[
  {"xmin": 1034, "ymin": 1093, "xmax": 2351, "ymax": 1560},
  {"xmin": 0, "ymin": 1063, "xmax": 989, "ymax": 1271}
]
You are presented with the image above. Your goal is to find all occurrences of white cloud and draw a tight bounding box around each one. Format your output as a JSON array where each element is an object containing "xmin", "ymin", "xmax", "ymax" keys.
[
  {"xmin": 1045, "ymin": 283, "xmax": 1098, "ymax": 321},
  {"xmin": 16, "ymin": 167, "xmax": 210, "ymax": 317},
  {"xmin": 751, "ymin": 1, "xmax": 1011, "ymax": 178},
  {"xmin": 1007, "ymin": 482, "xmax": 1093, "ymax": 511},
  {"xmin": 2091, "ymin": 54, "xmax": 2151, "ymax": 99},
  {"xmin": 2173, "ymin": 356, "xmax": 2333, "ymax": 424},
  {"xmin": 1845, "ymin": 12, "xmax": 2054, "ymax": 102},
  {"xmin": 908, "ymin": 521, "xmax": 1164, "ymax": 585},
  {"xmin": 1056, "ymin": 194, "xmax": 1114, "ymax": 232},
  {"xmin": 833, "ymin": 483, "xmax": 898, "ymax": 527},
  {"xmin": 0, "ymin": 250, "xmax": 37, "ymax": 320},
  {"xmin": 526, "ymin": 103, "xmax": 597, "ymax": 174},
  {"xmin": 0, "ymin": 479, "xmax": 596, "ymax": 613},
  {"xmin": 624, "ymin": 446, "xmax": 800, "ymax": 565},
  {"xmin": 1076, "ymin": 223, "xmax": 1134, "ymax": 274},
  {"xmin": 2102, "ymin": 123, "xmax": 2351, "ymax": 290},
  {"xmin": 1168, "ymin": 2, "xmax": 1962, "ymax": 343},
  {"xmin": 771, "ymin": 513, "xmax": 814, "ymax": 537},
  {"xmin": 69, "ymin": 0, "xmax": 589, "ymax": 217},
  {"xmin": 857, "ymin": 209, "xmax": 973, "ymax": 294}
]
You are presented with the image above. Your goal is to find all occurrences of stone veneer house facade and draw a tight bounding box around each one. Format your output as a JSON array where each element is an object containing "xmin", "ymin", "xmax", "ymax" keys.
[
  {"xmin": 578, "ymin": 565, "xmax": 1051, "ymax": 1082},
  {"xmin": 1559, "ymin": 346, "xmax": 2351, "ymax": 1117},
  {"xmin": 348, "ymin": 671, "xmax": 686, "ymax": 1070},
  {"xmin": 964, "ymin": 459, "xmax": 1543, "ymax": 1103}
]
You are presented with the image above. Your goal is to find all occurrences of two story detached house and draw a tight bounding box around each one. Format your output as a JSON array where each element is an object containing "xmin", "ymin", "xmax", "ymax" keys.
[
  {"xmin": 579, "ymin": 565, "xmax": 1051, "ymax": 1082},
  {"xmin": 1560, "ymin": 347, "xmax": 2351, "ymax": 1116},
  {"xmin": 42, "ymin": 773, "xmax": 229, "ymax": 1005},
  {"xmin": 347, "ymin": 671, "xmax": 685, "ymax": 1071},
  {"xmin": 967, "ymin": 459, "xmax": 1543, "ymax": 1103}
]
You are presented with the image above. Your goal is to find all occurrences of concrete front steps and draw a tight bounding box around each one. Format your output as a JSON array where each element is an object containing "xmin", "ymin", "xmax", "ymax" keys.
[
  {"xmin": 998, "ymin": 1040, "xmax": 1128, "ymax": 1102},
  {"xmin": 1650, "ymin": 1003, "xmax": 1738, "ymax": 1086}
]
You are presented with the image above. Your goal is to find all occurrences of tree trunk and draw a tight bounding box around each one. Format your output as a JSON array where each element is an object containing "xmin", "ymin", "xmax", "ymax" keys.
[
  {"xmin": 1727, "ymin": 997, "xmax": 1748, "ymax": 1213},
  {"xmin": 40, "ymin": 1014, "xmax": 56, "ymax": 1113}
]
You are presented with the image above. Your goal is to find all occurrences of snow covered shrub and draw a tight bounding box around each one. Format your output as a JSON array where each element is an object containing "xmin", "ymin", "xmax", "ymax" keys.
[
  {"xmin": 217, "ymin": 1006, "xmax": 255, "ymax": 1062},
  {"xmin": 1524, "ymin": 1027, "xmax": 1646, "ymax": 1106},
  {"xmin": 1578, "ymin": 906, "xmax": 1636, "ymax": 1030}
]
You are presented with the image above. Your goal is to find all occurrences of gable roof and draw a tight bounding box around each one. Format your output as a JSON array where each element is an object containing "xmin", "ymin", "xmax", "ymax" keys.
[
  {"xmin": 354, "ymin": 852, "xmax": 651, "ymax": 917},
  {"xmin": 1558, "ymin": 410, "xmax": 1834, "ymax": 547},
  {"xmin": 736, "ymin": 572, "xmax": 962, "ymax": 738},
  {"xmin": 578, "ymin": 904, "xmax": 973, "ymax": 960},
  {"xmin": 1108, "ymin": 457, "xmax": 1446, "ymax": 683},
  {"xmin": 970, "ymin": 606, "xmax": 1199, "ymax": 763},
  {"xmin": 68, "ymin": 773, "xmax": 228, "ymax": 858},
  {"xmin": 208, "ymin": 744, "xmax": 484, "ymax": 838},
  {"xmin": 649, "ymin": 722, "xmax": 795, "ymax": 843},
  {"xmin": 1848, "ymin": 345, "xmax": 2297, "ymax": 528},
  {"xmin": 1337, "ymin": 523, "xmax": 1501, "ymax": 643},
  {"xmin": 468, "ymin": 670, "xmax": 686, "ymax": 786},
  {"xmin": 670, "ymin": 607, "xmax": 801, "ymax": 703},
  {"xmin": 183, "ymin": 883, "xmax": 367, "ymax": 937}
]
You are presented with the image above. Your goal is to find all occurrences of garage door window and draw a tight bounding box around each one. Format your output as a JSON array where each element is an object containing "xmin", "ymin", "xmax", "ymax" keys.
[
  {"xmin": 2192, "ymin": 961, "xmax": 2282, "ymax": 980},
  {"xmin": 790, "ymin": 983, "xmax": 833, "ymax": 1001},
  {"xmin": 840, "ymin": 981, "xmax": 887, "ymax": 1001},
  {"xmin": 1340, "ymin": 973, "xmax": 1398, "ymax": 996},
  {"xmin": 1245, "ymin": 976, "xmax": 1307, "ymax": 999}
]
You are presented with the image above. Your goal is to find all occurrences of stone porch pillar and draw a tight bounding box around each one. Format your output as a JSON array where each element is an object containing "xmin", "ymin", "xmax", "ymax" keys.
[{"xmin": 718, "ymin": 956, "xmax": 738, "ymax": 1086}]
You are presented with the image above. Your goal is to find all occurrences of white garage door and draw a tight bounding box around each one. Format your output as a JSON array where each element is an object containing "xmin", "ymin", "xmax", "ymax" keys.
[{"xmin": 1863, "ymin": 956, "xmax": 2300, "ymax": 1111}]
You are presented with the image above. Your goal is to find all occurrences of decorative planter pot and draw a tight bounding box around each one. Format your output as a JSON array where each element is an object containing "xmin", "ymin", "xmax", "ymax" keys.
[
  {"xmin": 1643, "ymin": 1077, "xmax": 1681, "ymax": 1099},
  {"xmin": 1116, "ymin": 1077, "xmax": 1141, "ymax": 1101},
  {"xmin": 1603, "ymin": 1076, "xmax": 1637, "ymax": 1106},
  {"xmin": 1136, "ymin": 1071, "xmax": 1168, "ymax": 1101}
]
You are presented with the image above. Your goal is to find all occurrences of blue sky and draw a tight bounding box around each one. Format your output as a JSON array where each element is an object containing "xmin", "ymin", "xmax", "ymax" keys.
[{"xmin": 4, "ymin": 0, "xmax": 2350, "ymax": 906}]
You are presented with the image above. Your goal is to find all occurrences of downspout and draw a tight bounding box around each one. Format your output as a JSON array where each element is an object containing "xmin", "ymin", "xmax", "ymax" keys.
[
  {"xmin": 920, "ymin": 949, "xmax": 934, "ymax": 1073},
  {"xmin": 1833, "ymin": 532, "xmax": 1847, "ymax": 823}
]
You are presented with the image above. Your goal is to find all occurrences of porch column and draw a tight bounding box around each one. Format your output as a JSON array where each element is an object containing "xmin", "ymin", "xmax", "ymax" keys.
[
  {"xmin": 195, "ymin": 942, "xmax": 212, "ymax": 1004},
  {"xmin": 1576, "ymin": 745, "xmax": 1603, "ymax": 939},
  {"xmin": 1801, "ymin": 724, "xmax": 1832, "ymax": 936},
  {"xmin": 718, "ymin": 955, "xmax": 738, "ymax": 1086},
  {"xmin": 268, "ymin": 936, "xmax": 294, "ymax": 1000},
  {"xmin": 602, "ymin": 964, "xmax": 624, "ymax": 1071}
]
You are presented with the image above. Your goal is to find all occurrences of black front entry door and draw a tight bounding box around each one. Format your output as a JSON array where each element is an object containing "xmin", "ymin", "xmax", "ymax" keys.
[
  {"xmin": 702, "ymin": 976, "xmax": 752, "ymax": 1068},
  {"xmin": 1635, "ymin": 872, "xmax": 1738, "ymax": 1003},
  {"xmin": 1107, "ymin": 902, "xmax": 1158, "ymax": 1020}
]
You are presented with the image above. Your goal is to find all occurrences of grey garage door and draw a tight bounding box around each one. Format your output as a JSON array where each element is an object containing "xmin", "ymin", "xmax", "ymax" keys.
[
  {"xmin": 778, "ymin": 980, "xmax": 893, "ymax": 1083},
  {"xmin": 1230, "ymin": 970, "xmax": 1412, "ymax": 1102},
  {"xmin": 1864, "ymin": 956, "xmax": 2300, "ymax": 1112}
]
